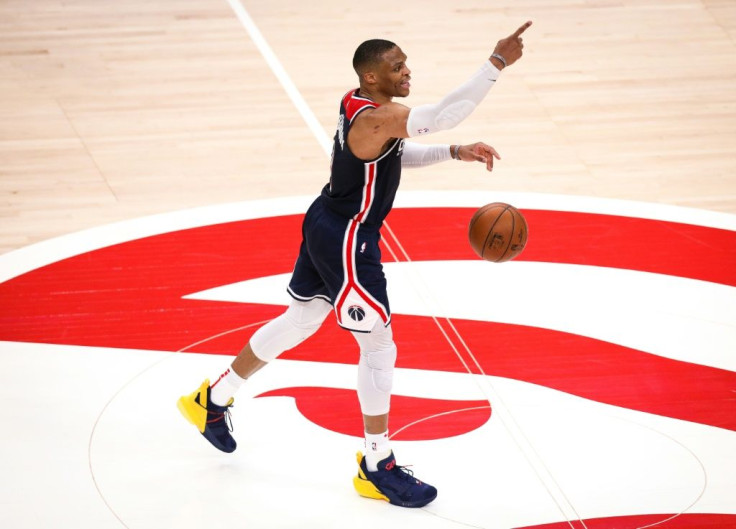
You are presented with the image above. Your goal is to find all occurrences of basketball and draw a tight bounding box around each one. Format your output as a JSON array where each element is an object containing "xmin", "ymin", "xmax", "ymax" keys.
[{"xmin": 468, "ymin": 202, "xmax": 528, "ymax": 262}]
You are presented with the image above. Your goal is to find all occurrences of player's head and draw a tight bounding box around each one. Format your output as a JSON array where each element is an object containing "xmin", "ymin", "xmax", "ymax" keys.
[
  {"xmin": 353, "ymin": 39, "xmax": 411, "ymax": 98},
  {"xmin": 353, "ymin": 39, "xmax": 397, "ymax": 75}
]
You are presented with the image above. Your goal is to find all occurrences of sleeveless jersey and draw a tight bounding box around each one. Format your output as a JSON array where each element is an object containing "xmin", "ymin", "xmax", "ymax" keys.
[{"xmin": 321, "ymin": 89, "xmax": 404, "ymax": 229}]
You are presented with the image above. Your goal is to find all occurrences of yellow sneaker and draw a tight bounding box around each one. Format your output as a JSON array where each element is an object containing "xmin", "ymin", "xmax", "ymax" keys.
[{"xmin": 177, "ymin": 379, "xmax": 236, "ymax": 453}]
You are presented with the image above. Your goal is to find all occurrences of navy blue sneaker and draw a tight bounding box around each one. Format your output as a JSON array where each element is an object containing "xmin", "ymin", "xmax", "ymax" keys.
[
  {"xmin": 177, "ymin": 379, "xmax": 236, "ymax": 453},
  {"xmin": 353, "ymin": 451, "xmax": 438, "ymax": 508}
]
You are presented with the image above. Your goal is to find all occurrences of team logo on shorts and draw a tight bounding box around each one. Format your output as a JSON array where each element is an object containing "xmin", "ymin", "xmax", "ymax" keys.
[{"xmin": 347, "ymin": 305, "xmax": 366, "ymax": 322}]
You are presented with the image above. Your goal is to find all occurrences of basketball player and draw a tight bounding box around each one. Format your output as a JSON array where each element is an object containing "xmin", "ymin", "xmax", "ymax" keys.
[{"xmin": 179, "ymin": 20, "xmax": 531, "ymax": 508}]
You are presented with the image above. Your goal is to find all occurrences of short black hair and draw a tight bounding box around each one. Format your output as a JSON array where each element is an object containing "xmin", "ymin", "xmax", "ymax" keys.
[{"xmin": 352, "ymin": 39, "xmax": 397, "ymax": 75}]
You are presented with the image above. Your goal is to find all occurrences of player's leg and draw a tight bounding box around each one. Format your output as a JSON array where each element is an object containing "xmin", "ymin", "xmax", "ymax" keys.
[
  {"xmin": 354, "ymin": 320, "xmax": 396, "ymax": 458},
  {"xmin": 216, "ymin": 296, "xmax": 333, "ymax": 400},
  {"xmin": 177, "ymin": 297, "xmax": 331, "ymax": 453},
  {"xmin": 350, "ymin": 320, "xmax": 438, "ymax": 508},
  {"xmin": 178, "ymin": 207, "xmax": 334, "ymax": 454},
  {"xmin": 337, "ymin": 227, "xmax": 394, "ymax": 461}
]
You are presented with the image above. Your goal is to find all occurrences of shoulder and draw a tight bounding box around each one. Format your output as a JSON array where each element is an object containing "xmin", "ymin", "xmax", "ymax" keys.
[
  {"xmin": 351, "ymin": 101, "xmax": 410, "ymax": 129},
  {"xmin": 342, "ymin": 89, "xmax": 378, "ymax": 122}
]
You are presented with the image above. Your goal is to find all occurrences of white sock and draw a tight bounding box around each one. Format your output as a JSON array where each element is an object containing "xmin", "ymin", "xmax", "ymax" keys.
[
  {"xmin": 364, "ymin": 431, "xmax": 391, "ymax": 472},
  {"xmin": 209, "ymin": 367, "xmax": 246, "ymax": 406}
]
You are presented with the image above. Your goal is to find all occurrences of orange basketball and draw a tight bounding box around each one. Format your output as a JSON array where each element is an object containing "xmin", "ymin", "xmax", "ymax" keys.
[{"xmin": 468, "ymin": 202, "xmax": 528, "ymax": 262}]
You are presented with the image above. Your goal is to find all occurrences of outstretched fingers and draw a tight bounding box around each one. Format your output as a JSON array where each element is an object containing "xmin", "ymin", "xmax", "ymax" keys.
[{"xmin": 469, "ymin": 143, "xmax": 501, "ymax": 171}]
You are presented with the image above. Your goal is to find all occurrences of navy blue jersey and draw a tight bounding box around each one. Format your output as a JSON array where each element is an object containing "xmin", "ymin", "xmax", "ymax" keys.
[
  {"xmin": 322, "ymin": 89, "xmax": 404, "ymax": 229},
  {"xmin": 287, "ymin": 89, "xmax": 403, "ymax": 331}
]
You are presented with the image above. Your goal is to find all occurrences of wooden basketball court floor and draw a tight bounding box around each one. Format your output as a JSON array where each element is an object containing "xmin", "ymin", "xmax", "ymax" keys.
[{"xmin": 1, "ymin": 1, "xmax": 735, "ymax": 528}]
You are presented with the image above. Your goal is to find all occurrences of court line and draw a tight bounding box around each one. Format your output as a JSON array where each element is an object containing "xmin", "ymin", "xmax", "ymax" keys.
[
  {"xmin": 390, "ymin": 405, "xmax": 491, "ymax": 439},
  {"xmin": 381, "ymin": 224, "xmax": 588, "ymax": 528},
  {"xmin": 86, "ymin": 319, "xmax": 273, "ymax": 529},
  {"xmin": 225, "ymin": 0, "xmax": 332, "ymax": 156},
  {"xmin": 223, "ymin": 2, "xmax": 587, "ymax": 526}
]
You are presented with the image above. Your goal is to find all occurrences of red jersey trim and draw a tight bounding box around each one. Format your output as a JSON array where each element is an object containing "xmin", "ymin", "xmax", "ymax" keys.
[
  {"xmin": 334, "ymin": 160, "xmax": 390, "ymax": 328},
  {"xmin": 343, "ymin": 89, "xmax": 378, "ymax": 123}
]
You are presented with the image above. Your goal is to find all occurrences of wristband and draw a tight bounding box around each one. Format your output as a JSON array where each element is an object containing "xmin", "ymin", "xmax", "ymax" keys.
[
  {"xmin": 491, "ymin": 53, "xmax": 507, "ymax": 68},
  {"xmin": 453, "ymin": 144, "xmax": 461, "ymax": 160}
]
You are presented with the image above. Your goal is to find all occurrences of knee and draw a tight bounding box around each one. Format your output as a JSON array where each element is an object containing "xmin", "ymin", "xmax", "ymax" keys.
[
  {"xmin": 284, "ymin": 298, "xmax": 331, "ymax": 332},
  {"xmin": 360, "ymin": 342, "xmax": 397, "ymax": 393},
  {"xmin": 250, "ymin": 299, "xmax": 331, "ymax": 362}
]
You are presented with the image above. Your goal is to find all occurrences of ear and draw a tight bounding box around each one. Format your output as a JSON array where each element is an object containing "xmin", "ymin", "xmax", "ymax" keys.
[{"xmin": 362, "ymin": 71, "xmax": 377, "ymax": 85}]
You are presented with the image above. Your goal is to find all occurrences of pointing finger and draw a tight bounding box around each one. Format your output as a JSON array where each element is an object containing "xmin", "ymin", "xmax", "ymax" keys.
[{"xmin": 510, "ymin": 20, "xmax": 532, "ymax": 39}]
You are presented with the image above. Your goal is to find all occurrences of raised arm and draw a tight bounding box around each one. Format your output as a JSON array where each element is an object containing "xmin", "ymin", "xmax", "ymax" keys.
[
  {"xmin": 348, "ymin": 21, "xmax": 532, "ymax": 160},
  {"xmin": 406, "ymin": 20, "xmax": 531, "ymax": 138},
  {"xmin": 348, "ymin": 21, "xmax": 532, "ymax": 159}
]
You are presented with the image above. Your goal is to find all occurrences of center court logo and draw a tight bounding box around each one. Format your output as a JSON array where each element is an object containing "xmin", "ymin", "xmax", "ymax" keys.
[
  {"xmin": 0, "ymin": 193, "xmax": 733, "ymax": 527},
  {"xmin": 0, "ymin": 194, "xmax": 732, "ymax": 438}
]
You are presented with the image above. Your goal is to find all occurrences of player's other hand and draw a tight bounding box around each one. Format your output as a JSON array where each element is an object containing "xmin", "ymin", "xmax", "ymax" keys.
[{"xmin": 458, "ymin": 142, "xmax": 501, "ymax": 172}]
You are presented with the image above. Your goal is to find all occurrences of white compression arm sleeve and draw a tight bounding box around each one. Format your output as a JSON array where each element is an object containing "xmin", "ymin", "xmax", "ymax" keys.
[
  {"xmin": 401, "ymin": 142, "xmax": 451, "ymax": 168},
  {"xmin": 406, "ymin": 61, "xmax": 500, "ymax": 137}
]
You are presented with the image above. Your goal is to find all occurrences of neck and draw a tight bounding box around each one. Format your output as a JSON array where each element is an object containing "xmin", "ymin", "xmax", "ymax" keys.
[{"xmin": 358, "ymin": 86, "xmax": 391, "ymax": 105}]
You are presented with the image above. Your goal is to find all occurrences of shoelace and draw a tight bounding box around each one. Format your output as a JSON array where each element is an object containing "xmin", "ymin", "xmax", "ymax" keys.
[
  {"xmin": 385, "ymin": 463, "xmax": 416, "ymax": 482},
  {"xmin": 195, "ymin": 392, "xmax": 234, "ymax": 432},
  {"xmin": 206, "ymin": 407, "xmax": 234, "ymax": 432},
  {"xmin": 396, "ymin": 465, "xmax": 414, "ymax": 479},
  {"xmin": 196, "ymin": 394, "xmax": 234, "ymax": 432},
  {"xmin": 378, "ymin": 463, "xmax": 424, "ymax": 490}
]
